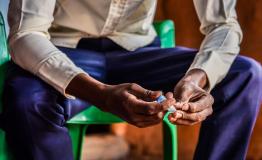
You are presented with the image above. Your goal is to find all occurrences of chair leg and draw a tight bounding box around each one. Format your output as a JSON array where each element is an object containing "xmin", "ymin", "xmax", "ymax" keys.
[
  {"xmin": 162, "ymin": 115, "xmax": 178, "ymax": 160},
  {"xmin": 67, "ymin": 124, "xmax": 88, "ymax": 160},
  {"xmin": 0, "ymin": 130, "xmax": 14, "ymax": 160},
  {"xmin": 0, "ymin": 130, "xmax": 8, "ymax": 160}
]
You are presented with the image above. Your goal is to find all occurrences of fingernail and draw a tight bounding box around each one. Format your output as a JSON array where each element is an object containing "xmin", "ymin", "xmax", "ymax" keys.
[
  {"xmin": 176, "ymin": 112, "xmax": 183, "ymax": 118},
  {"xmin": 175, "ymin": 102, "xmax": 182, "ymax": 109},
  {"xmin": 158, "ymin": 112, "xmax": 164, "ymax": 119},
  {"xmin": 170, "ymin": 117, "xmax": 177, "ymax": 122}
]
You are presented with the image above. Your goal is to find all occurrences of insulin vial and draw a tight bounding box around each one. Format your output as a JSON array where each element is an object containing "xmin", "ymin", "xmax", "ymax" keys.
[{"xmin": 156, "ymin": 95, "xmax": 177, "ymax": 113}]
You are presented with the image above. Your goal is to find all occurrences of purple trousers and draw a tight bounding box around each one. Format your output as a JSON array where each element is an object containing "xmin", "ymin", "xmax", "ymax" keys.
[{"xmin": 1, "ymin": 38, "xmax": 262, "ymax": 160}]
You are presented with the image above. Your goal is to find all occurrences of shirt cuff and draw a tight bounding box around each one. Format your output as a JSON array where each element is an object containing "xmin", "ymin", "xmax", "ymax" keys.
[{"xmin": 36, "ymin": 53, "xmax": 87, "ymax": 99}]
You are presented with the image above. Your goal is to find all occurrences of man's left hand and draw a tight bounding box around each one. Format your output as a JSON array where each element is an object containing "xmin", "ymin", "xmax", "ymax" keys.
[{"xmin": 168, "ymin": 69, "xmax": 214, "ymax": 126}]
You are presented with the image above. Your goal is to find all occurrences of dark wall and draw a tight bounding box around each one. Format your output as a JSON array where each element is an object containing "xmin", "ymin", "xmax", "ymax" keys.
[{"xmin": 155, "ymin": 0, "xmax": 262, "ymax": 61}]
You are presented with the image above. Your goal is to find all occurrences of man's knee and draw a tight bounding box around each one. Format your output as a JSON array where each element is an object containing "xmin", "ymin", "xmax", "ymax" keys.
[
  {"xmin": 212, "ymin": 56, "xmax": 262, "ymax": 115},
  {"xmin": 3, "ymin": 76, "xmax": 65, "ymax": 128},
  {"xmin": 241, "ymin": 56, "xmax": 261, "ymax": 76},
  {"xmin": 233, "ymin": 56, "xmax": 262, "ymax": 114},
  {"xmin": 235, "ymin": 56, "xmax": 262, "ymax": 93},
  {"xmin": 2, "ymin": 75, "xmax": 71, "ymax": 160}
]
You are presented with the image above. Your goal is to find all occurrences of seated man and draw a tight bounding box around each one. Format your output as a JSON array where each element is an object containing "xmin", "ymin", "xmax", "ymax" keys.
[{"xmin": 2, "ymin": 0, "xmax": 261, "ymax": 159}]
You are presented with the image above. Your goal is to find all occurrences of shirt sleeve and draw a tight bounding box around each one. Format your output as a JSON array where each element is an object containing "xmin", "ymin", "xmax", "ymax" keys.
[
  {"xmin": 8, "ymin": 0, "xmax": 86, "ymax": 98},
  {"xmin": 188, "ymin": 0, "xmax": 243, "ymax": 91}
]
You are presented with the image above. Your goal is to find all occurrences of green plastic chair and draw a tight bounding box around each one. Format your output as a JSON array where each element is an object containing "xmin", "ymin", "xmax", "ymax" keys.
[{"xmin": 0, "ymin": 11, "xmax": 177, "ymax": 160}]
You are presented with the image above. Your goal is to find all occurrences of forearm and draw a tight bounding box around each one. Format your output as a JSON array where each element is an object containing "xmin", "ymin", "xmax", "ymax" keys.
[
  {"xmin": 192, "ymin": 0, "xmax": 242, "ymax": 92},
  {"xmin": 65, "ymin": 73, "xmax": 109, "ymax": 109},
  {"xmin": 187, "ymin": 26, "xmax": 241, "ymax": 91}
]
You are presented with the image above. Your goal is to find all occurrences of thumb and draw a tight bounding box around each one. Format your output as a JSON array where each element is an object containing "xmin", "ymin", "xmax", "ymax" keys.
[
  {"xmin": 148, "ymin": 90, "xmax": 162, "ymax": 100},
  {"xmin": 140, "ymin": 89, "xmax": 162, "ymax": 101},
  {"xmin": 128, "ymin": 84, "xmax": 162, "ymax": 100},
  {"xmin": 175, "ymin": 87, "xmax": 192, "ymax": 102},
  {"xmin": 174, "ymin": 86, "xmax": 193, "ymax": 111}
]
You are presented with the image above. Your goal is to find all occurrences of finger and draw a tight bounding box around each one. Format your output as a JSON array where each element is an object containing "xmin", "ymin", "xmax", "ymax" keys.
[
  {"xmin": 181, "ymin": 107, "xmax": 213, "ymax": 122},
  {"xmin": 174, "ymin": 90, "xmax": 192, "ymax": 110},
  {"xmin": 168, "ymin": 112, "xmax": 183, "ymax": 122},
  {"xmin": 170, "ymin": 119, "xmax": 198, "ymax": 126},
  {"xmin": 134, "ymin": 101, "xmax": 162, "ymax": 115},
  {"xmin": 128, "ymin": 83, "xmax": 162, "ymax": 100},
  {"xmin": 181, "ymin": 102, "xmax": 190, "ymax": 111},
  {"xmin": 158, "ymin": 112, "xmax": 164, "ymax": 119},
  {"xmin": 126, "ymin": 90, "xmax": 177, "ymax": 115},
  {"xmin": 149, "ymin": 90, "xmax": 163, "ymax": 100},
  {"xmin": 168, "ymin": 112, "xmax": 195, "ymax": 125},
  {"xmin": 188, "ymin": 94, "xmax": 214, "ymax": 113},
  {"xmin": 174, "ymin": 86, "xmax": 194, "ymax": 102},
  {"xmin": 160, "ymin": 98, "xmax": 176, "ymax": 111},
  {"xmin": 126, "ymin": 93, "xmax": 162, "ymax": 115},
  {"xmin": 165, "ymin": 92, "xmax": 174, "ymax": 99}
]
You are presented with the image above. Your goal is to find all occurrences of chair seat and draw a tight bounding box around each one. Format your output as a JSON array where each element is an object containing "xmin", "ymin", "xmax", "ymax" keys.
[{"xmin": 67, "ymin": 106, "xmax": 123, "ymax": 125}]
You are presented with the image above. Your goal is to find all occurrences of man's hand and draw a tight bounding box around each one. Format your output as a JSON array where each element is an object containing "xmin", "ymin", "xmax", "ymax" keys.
[
  {"xmin": 103, "ymin": 83, "xmax": 176, "ymax": 128},
  {"xmin": 168, "ymin": 69, "xmax": 214, "ymax": 126},
  {"xmin": 66, "ymin": 74, "xmax": 176, "ymax": 128}
]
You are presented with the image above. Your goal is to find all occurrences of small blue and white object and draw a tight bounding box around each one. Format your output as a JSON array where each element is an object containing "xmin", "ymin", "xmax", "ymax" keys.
[{"xmin": 156, "ymin": 95, "xmax": 177, "ymax": 113}]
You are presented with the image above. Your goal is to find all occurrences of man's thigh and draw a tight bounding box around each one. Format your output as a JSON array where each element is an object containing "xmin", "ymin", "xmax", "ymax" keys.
[
  {"xmin": 107, "ymin": 45, "xmax": 261, "ymax": 109},
  {"xmin": 3, "ymin": 47, "xmax": 107, "ymax": 121},
  {"xmin": 106, "ymin": 46, "xmax": 198, "ymax": 92}
]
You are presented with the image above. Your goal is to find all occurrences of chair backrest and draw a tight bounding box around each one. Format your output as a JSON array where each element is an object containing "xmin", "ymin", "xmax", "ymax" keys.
[
  {"xmin": 153, "ymin": 20, "xmax": 175, "ymax": 48},
  {"xmin": 0, "ymin": 12, "xmax": 10, "ymax": 112},
  {"xmin": 0, "ymin": 11, "xmax": 11, "ymax": 160},
  {"xmin": 0, "ymin": 12, "xmax": 9, "ymax": 63}
]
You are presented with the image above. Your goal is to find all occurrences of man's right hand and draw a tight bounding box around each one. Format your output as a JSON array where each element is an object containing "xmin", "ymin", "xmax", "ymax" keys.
[
  {"xmin": 66, "ymin": 74, "xmax": 176, "ymax": 128},
  {"xmin": 103, "ymin": 83, "xmax": 175, "ymax": 128}
]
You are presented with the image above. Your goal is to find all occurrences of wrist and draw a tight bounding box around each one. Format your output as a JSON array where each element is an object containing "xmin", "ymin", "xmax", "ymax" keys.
[
  {"xmin": 184, "ymin": 69, "xmax": 208, "ymax": 89},
  {"xmin": 66, "ymin": 73, "xmax": 111, "ymax": 108}
]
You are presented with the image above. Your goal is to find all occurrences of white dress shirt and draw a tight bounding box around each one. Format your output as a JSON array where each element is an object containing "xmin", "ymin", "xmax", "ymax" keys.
[{"xmin": 7, "ymin": 0, "xmax": 242, "ymax": 98}]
